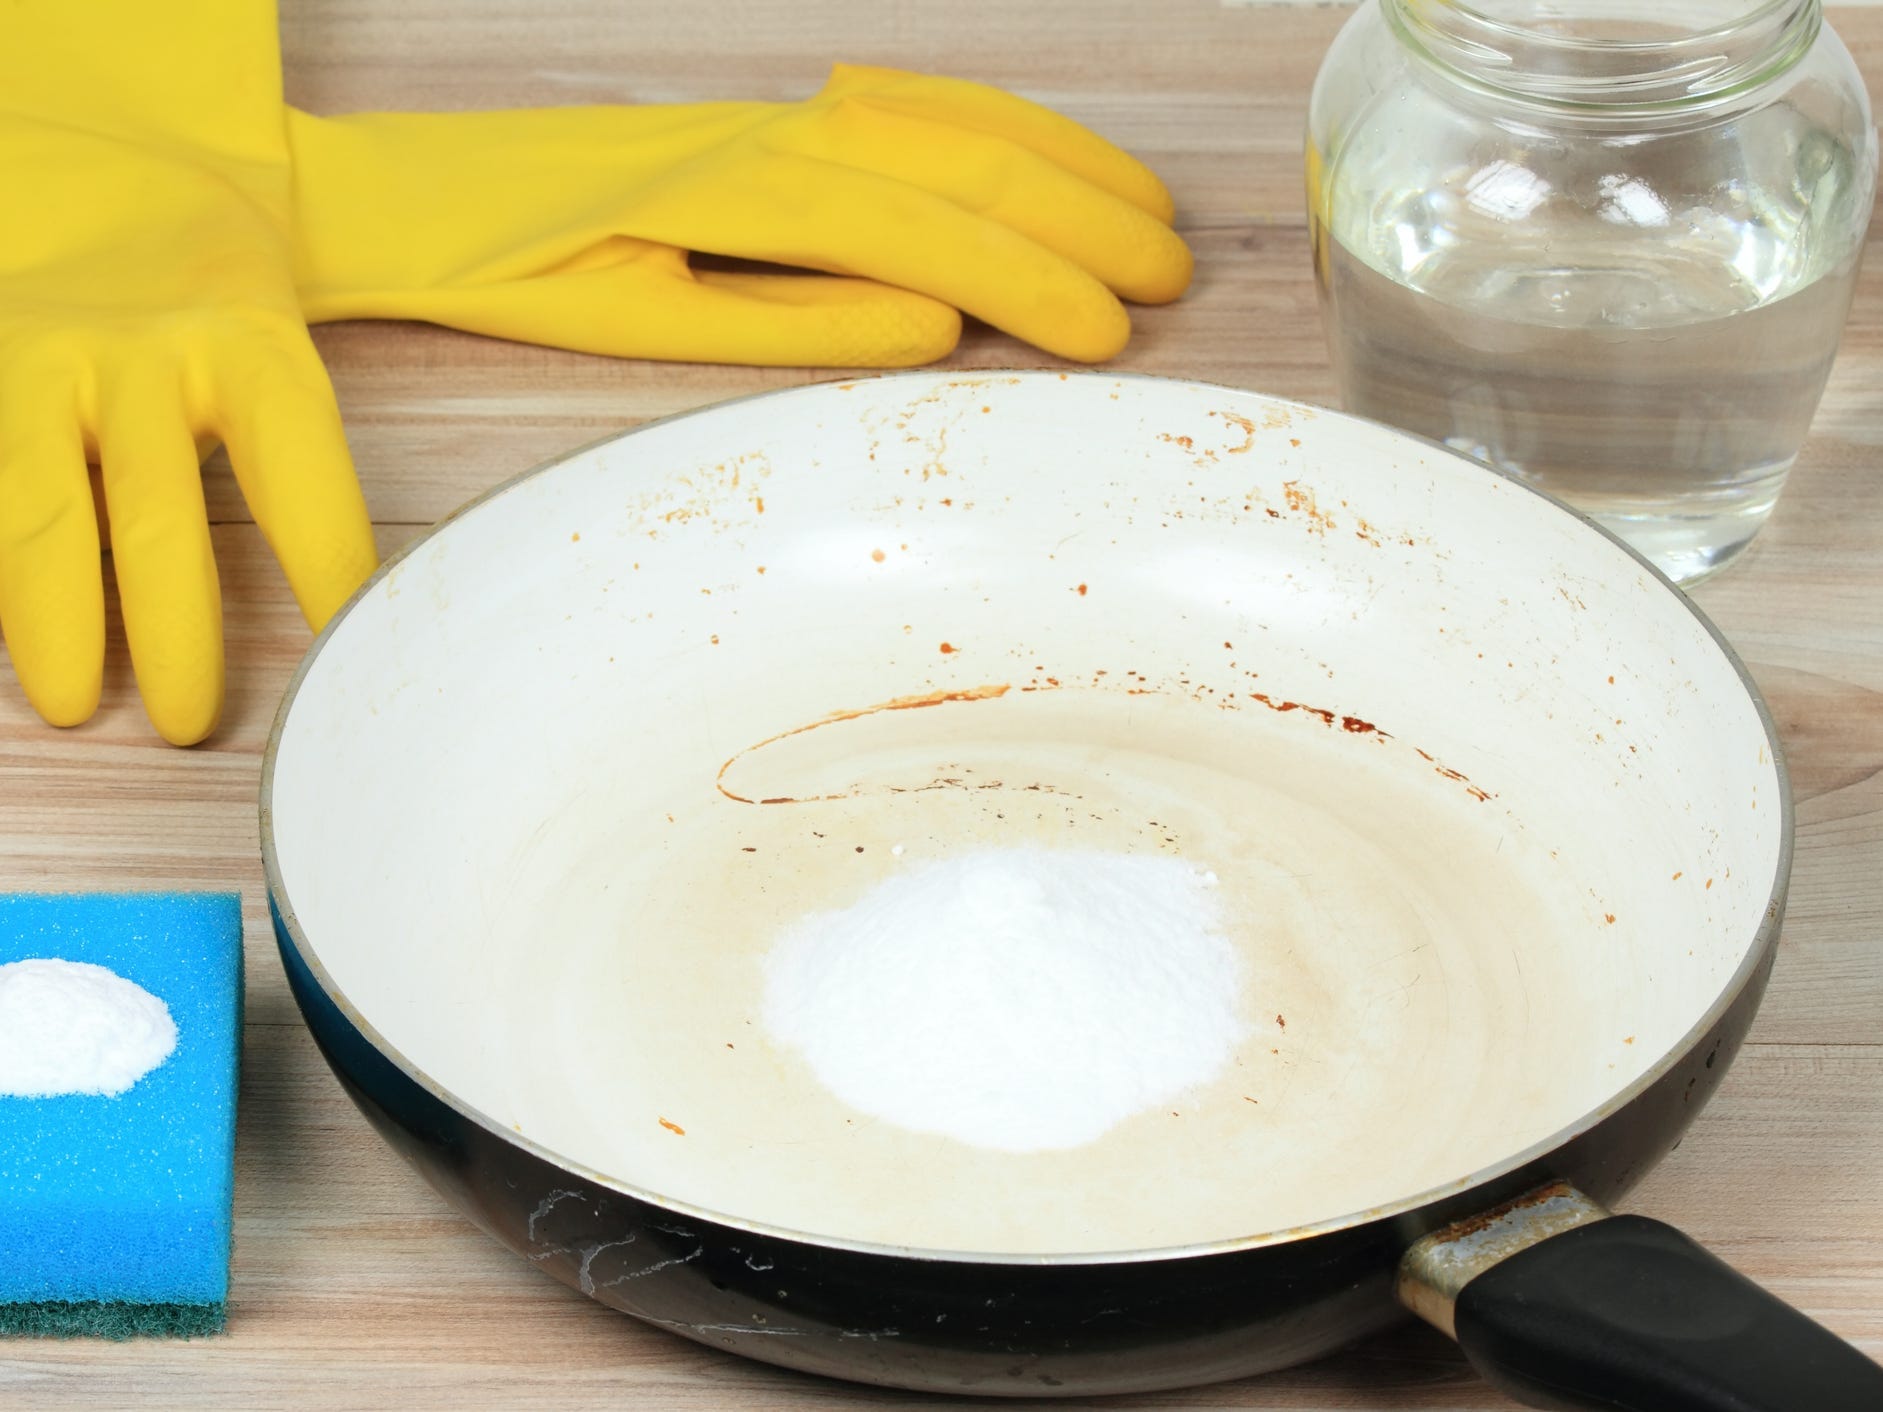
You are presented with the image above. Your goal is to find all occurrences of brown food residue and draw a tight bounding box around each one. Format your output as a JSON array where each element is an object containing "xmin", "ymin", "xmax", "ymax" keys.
[
  {"xmin": 570, "ymin": 531, "xmax": 581, "ymax": 542},
  {"xmin": 1281, "ymin": 480, "xmax": 1336, "ymax": 534},
  {"xmin": 1212, "ymin": 410, "xmax": 1257, "ymax": 453},
  {"xmin": 658, "ymin": 1117, "xmax": 685, "ymax": 1135},
  {"xmin": 1276, "ymin": 1014, "xmax": 1287, "ymax": 1029},
  {"xmin": 871, "ymin": 548, "xmax": 886, "ymax": 563},
  {"xmin": 717, "ymin": 683, "xmax": 1012, "ymax": 804},
  {"xmin": 1250, "ymin": 692, "xmax": 1335, "ymax": 728}
]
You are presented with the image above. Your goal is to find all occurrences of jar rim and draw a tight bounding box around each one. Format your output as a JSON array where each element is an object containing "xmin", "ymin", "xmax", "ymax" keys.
[{"xmin": 1385, "ymin": 0, "xmax": 1823, "ymax": 115}]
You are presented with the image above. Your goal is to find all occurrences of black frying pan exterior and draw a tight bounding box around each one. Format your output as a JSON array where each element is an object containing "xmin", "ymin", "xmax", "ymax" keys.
[{"xmin": 272, "ymin": 899, "xmax": 1775, "ymax": 1398}]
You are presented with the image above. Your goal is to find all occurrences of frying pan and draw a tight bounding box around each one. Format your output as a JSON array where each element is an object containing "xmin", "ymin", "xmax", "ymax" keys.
[{"xmin": 262, "ymin": 371, "xmax": 1883, "ymax": 1409}]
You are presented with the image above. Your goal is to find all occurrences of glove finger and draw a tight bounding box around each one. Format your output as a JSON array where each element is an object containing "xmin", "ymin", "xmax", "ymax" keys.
[
  {"xmin": 690, "ymin": 269, "xmax": 963, "ymax": 366},
  {"xmin": 819, "ymin": 64, "xmax": 1177, "ymax": 224},
  {"xmin": 343, "ymin": 247, "xmax": 963, "ymax": 367},
  {"xmin": 782, "ymin": 100, "xmax": 1192, "ymax": 304},
  {"xmin": 633, "ymin": 154, "xmax": 1133, "ymax": 363},
  {"xmin": 98, "ymin": 365, "xmax": 223, "ymax": 746},
  {"xmin": 0, "ymin": 362, "xmax": 104, "ymax": 728},
  {"xmin": 211, "ymin": 339, "xmax": 378, "ymax": 631}
]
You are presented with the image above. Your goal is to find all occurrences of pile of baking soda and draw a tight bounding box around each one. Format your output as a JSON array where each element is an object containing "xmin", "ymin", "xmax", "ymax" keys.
[
  {"xmin": 762, "ymin": 847, "xmax": 1246, "ymax": 1151},
  {"xmin": 0, "ymin": 958, "xmax": 177, "ymax": 1098}
]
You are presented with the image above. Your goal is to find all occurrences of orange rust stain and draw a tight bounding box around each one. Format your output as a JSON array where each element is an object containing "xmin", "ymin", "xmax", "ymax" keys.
[
  {"xmin": 1672, "ymin": 871, "xmax": 1684, "ymax": 881},
  {"xmin": 1243, "ymin": 1096, "xmax": 1259, "ymax": 1105},
  {"xmin": 756, "ymin": 565, "xmax": 767, "ymax": 575},
  {"xmin": 1160, "ymin": 433, "xmax": 1196, "ymax": 450},
  {"xmin": 939, "ymin": 641, "xmax": 958, "ymax": 655},
  {"xmin": 755, "ymin": 496, "xmax": 766, "ymax": 514},
  {"xmin": 981, "ymin": 405, "xmax": 991, "ymax": 413},
  {"xmin": 1250, "ymin": 692, "xmax": 1336, "ymax": 727},
  {"xmin": 1341, "ymin": 716, "xmax": 1379, "ymax": 734},
  {"xmin": 716, "ymin": 684, "xmax": 1012, "ymax": 804},
  {"xmin": 710, "ymin": 634, "xmax": 719, "ymax": 645},
  {"xmin": 1705, "ymin": 878, "xmax": 1714, "ymax": 890},
  {"xmin": 1623, "ymin": 1036, "xmax": 1635, "ymax": 1045},
  {"xmin": 1607, "ymin": 675, "xmax": 1615, "ymax": 684},
  {"xmin": 1077, "ymin": 583, "xmax": 1089, "ymax": 596},
  {"xmin": 1435, "ymin": 1182, "xmax": 1581, "ymax": 1245},
  {"xmin": 940, "ymin": 497, "xmax": 954, "ymax": 506},
  {"xmin": 871, "ymin": 548, "xmax": 886, "ymax": 563},
  {"xmin": 1275, "ymin": 1014, "xmax": 1287, "ymax": 1029},
  {"xmin": 1289, "ymin": 437, "xmax": 1301, "ymax": 448},
  {"xmin": 1605, "ymin": 914, "xmax": 1617, "ymax": 924},
  {"xmin": 570, "ymin": 531, "xmax": 581, "ymax": 542},
  {"xmin": 658, "ymin": 1117, "xmax": 685, "ymax": 1135},
  {"xmin": 1265, "ymin": 508, "xmax": 1281, "ymax": 518}
]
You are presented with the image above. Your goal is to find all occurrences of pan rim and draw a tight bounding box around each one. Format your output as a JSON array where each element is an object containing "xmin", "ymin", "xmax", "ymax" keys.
[{"xmin": 260, "ymin": 368, "xmax": 1793, "ymax": 1268}]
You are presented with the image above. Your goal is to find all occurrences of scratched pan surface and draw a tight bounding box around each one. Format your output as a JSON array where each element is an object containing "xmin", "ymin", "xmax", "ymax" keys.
[{"xmin": 264, "ymin": 371, "xmax": 1786, "ymax": 1393}]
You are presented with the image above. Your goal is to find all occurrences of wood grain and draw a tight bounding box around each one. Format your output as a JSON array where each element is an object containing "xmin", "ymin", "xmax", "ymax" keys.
[{"xmin": 4, "ymin": 3, "xmax": 1882, "ymax": 1407}]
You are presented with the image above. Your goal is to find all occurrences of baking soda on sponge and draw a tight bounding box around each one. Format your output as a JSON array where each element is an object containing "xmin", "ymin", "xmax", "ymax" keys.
[{"xmin": 0, "ymin": 894, "xmax": 242, "ymax": 1338}]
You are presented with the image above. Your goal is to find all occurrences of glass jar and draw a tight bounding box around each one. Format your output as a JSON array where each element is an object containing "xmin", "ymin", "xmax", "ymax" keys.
[{"xmin": 1307, "ymin": 0, "xmax": 1876, "ymax": 583}]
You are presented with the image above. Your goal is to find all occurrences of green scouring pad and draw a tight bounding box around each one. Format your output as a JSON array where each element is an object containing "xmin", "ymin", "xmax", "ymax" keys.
[{"xmin": 0, "ymin": 893, "xmax": 242, "ymax": 1338}]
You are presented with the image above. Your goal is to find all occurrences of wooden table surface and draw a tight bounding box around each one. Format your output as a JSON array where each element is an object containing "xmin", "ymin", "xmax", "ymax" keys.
[{"xmin": 4, "ymin": 2, "xmax": 1881, "ymax": 1407}]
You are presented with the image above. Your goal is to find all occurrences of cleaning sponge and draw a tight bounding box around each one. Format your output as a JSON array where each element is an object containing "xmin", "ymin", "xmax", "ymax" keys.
[{"xmin": 0, "ymin": 893, "xmax": 242, "ymax": 1337}]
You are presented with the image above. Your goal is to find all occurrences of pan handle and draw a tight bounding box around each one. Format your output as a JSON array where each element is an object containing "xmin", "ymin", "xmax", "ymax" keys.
[{"xmin": 1396, "ymin": 1182, "xmax": 1883, "ymax": 1412}]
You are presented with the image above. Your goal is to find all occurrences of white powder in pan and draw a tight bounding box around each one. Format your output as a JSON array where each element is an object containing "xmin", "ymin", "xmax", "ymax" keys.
[
  {"xmin": 762, "ymin": 848, "xmax": 1245, "ymax": 1152},
  {"xmin": 0, "ymin": 959, "xmax": 177, "ymax": 1098}
]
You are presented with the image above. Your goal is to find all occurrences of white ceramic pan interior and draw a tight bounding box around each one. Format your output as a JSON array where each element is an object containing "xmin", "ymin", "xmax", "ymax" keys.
[{"xmin": 266, "ymin": 372, "xmax": 1783, "ymax": 1258}]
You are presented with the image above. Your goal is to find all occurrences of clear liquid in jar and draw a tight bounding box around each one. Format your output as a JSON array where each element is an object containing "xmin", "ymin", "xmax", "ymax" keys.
[{"xmin": 1315, "ymin": 131, "xmax": 1865, "ymax": 583}]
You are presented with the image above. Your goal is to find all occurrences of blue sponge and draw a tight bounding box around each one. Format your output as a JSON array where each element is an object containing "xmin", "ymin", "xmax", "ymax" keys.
[{"xmin": 0, "ymin": 893, "xmax": 242, "ymax": 1338}]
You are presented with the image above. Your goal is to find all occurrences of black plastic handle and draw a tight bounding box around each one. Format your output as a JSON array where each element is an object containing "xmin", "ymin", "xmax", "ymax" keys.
[{"xmin": 1453, "ymin": 1214, "xmax": 1883, "ymax": 1412}]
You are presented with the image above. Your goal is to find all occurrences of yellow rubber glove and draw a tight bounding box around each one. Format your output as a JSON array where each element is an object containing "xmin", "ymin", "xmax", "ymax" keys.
[
  {"xmin": 0, "ymin": 0, "xmax": 377, "ymax": 744},
  {"xmin": 289, "ymin": 65, "xmax": 1192, "ymax": 366}
]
